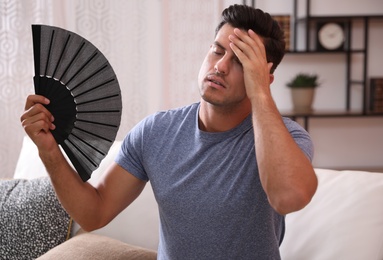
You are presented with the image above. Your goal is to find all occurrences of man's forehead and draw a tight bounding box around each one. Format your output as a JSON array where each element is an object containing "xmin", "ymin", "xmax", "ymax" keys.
[
  {"xmin": 215, "ymin": 24, "xmax": 265, "ymax": 44},
  {"xmin": 213, "ymin": 25, "xmax": 235, "ymax": 47},
  {"xmin": 215, "ymin": 24, "xmax": 236, "ymax": 36}
]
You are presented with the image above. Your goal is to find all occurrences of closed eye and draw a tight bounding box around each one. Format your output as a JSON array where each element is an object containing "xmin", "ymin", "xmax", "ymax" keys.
[
  {"xmin": 211, "ymin": 46, "xmax": 224, "ymax": 56},
  {"xmin": 211, "ymin": 42, "xmax": 225, "ymax": 55},
  {"xmin": 211, "ymin": 42, "xmax": 241, "ymax": 66}
]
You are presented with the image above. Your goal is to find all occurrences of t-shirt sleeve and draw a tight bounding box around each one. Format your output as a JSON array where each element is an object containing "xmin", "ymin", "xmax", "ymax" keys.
[
  {"xmin": 115, "ymin": 117, "xmax": 150, "ymax": 182},
  {"xmin": 283, "ymin": 117, "xmax": 314, "ymax": 162}
]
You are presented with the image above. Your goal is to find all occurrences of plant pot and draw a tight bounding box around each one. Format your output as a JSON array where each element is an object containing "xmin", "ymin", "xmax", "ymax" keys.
[{"xmin": 291, "ymin": 88, "xmax": 315, "ymax": 112}]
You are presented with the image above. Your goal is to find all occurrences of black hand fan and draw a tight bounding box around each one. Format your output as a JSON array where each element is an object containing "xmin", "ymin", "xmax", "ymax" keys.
[{"xmin": 32, "ymin": 24, "xmax": 122, "ymax": 182}]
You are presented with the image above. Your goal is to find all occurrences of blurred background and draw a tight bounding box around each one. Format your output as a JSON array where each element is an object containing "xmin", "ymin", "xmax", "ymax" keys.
[{"xmin": 1, "ymin": 0, "xmax": 382, "ymax": 178}]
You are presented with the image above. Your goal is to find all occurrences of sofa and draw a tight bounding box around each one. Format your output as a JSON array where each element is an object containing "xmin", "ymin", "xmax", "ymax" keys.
[{"xmin": 1, "ymin": 136, "xmax": 383, "ymax": 259}]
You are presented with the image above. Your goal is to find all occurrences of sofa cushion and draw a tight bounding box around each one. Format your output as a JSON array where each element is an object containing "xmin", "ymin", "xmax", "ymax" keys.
[
  {"xmin": 0, "ymin": 177, "xmax": 71, "ymax": 259},
  {"xmin": 280, "ymin": 168, "xmax": 383, "ymax": 260},
  {"xmin": 37, "ymin": 232, "xmax": 157, "ymax": 260}
]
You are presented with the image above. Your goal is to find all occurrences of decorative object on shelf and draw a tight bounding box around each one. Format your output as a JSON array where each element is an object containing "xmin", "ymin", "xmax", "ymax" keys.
[
  {"xmin": 286, "ymin": 73, "xmax": 320, "ymax": 112},
  {"xmin": 369, "ymin": 78, "xmax": 383, "ymax": 113},
  {"xmin": 272, "ymin": 15, "xmax": 291, "ymax": 51},
  {"xmin": 316, "ymin": 22, "xmax": 346, "ymax": 51}
]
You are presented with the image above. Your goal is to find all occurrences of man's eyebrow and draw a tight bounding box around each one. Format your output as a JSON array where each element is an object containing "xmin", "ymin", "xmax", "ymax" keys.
[{"xmin": 213, "ymin": 41, "xmax": 225, "ymax": 50}]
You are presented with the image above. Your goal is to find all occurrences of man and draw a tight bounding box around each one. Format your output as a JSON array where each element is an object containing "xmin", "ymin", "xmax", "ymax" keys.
[{"xmin": 21, "ymin": 4, "xmax": 317, "ymax": 259}]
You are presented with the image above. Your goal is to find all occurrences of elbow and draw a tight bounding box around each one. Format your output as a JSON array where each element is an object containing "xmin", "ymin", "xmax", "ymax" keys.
[
  {"xmin": 79, "ymin": 223, "xmax": 102, "ymax": 233},
  {"xmin": 270, "ymin": 191, "xmax": 314, "ymax": 215},
  {"xmin": 269, "ymin": 179, "xmax": 318, "ymax": 215},
  {"xmin": 79, "ymin": 225, "xmax": 96, "ymax": 233},
  {"xmin": 75, "ymin": 222, "xmax": 97, "ymax": 233},
  {"xmin": 77, "ymin": 221, "xmax": 109, "ymax": 233},
  {"xmin": 74, "ymin": 215, "xmax": 111, "ymax": 233}
]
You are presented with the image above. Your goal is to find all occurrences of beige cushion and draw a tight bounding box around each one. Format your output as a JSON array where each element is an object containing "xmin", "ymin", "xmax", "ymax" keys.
[
  {"xmin": 37, "ymin": 232, "xmax": 157, "ymax": 260},
  {"xmin": 280, "ymin": 168, "xmax": 383, "ymax": 260}
]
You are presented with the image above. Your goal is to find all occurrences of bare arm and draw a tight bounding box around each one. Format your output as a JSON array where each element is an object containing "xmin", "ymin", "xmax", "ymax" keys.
[
  {"xmin": 229, "ymin": 29, "xmax": 317, "ymax": 215},
  {"xmin": 20, "ymin": 95, "xmax": 146, "ymax": 231}
]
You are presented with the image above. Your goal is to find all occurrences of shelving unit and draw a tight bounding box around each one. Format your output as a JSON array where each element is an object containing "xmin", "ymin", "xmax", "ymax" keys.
[
  {"xmin": 281, "ymin": 0, "xmax": 383, "ymax": 129},
  {"xmin": 282, "ymin": 110, "xmax": 383, "ymax": 132}
]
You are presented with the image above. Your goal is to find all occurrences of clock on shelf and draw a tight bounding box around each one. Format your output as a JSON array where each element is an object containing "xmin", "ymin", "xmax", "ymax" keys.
[{"xmin": 316, "ymin": 22, "xmax": 346, "ymax": 51}]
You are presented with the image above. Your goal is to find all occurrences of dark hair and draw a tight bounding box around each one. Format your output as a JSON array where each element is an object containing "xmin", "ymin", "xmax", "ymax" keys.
[{"xmin": 215, "ymin": 4, "xmax": 285, "ymax": 73}]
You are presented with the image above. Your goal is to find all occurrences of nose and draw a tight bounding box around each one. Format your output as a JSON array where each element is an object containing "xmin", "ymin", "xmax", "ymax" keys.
[{"xmin": 214, "ymin": 57, "xmax": 229, "ymax": 75}]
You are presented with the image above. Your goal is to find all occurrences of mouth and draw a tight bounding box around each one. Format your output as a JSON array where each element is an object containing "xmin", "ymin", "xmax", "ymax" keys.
[{"xmin": 206, "ymin": 74, "xmax": 226, "ymax": 88}]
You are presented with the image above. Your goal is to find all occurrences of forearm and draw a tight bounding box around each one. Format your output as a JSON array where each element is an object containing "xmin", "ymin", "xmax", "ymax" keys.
[
  {"xmin": 228, "ymin": 27, "xmax": 317, "ymax": 214},
  {"xmin": 250, "ymin": 93, "xmax": 317, "ymax": 215},
  {"xmin": 39, "ymin": 146, "xmax": 106, "ymax": 231},
  {"xmin": 21, "ymin": 94, "xmax": 116, "ymax": 229}
]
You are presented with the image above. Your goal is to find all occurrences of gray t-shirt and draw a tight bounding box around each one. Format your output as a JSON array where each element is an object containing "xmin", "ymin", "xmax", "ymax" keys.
[{"xmin": 116, "ymin": 102, "xmax": 313, "ymax": 260}]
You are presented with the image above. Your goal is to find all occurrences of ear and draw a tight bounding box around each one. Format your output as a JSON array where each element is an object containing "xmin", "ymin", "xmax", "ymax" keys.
[
  {"xmin": 269, "ymin": 74, "xmax": 274, "ymax": 84},
  {"xmin": 268, "ymin": 62, "xmax": 274, "ymax": 84}
]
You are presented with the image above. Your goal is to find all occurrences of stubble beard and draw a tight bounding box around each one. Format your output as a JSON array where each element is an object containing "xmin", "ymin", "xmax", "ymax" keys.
[{"xmin": 199, "ymin": 85, "xmax": 247, "ymax": 113}]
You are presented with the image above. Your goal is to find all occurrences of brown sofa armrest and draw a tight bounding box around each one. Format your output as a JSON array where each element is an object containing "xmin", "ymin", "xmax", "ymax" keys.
[{"xmin": 37, "ymin": 232, "xmax": 157, "ymax": 260}]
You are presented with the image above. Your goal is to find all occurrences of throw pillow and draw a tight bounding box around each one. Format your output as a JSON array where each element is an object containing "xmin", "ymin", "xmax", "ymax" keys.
[{"xmin": 0, "ymin": 177, "xmax": 71, "ymax": 259}]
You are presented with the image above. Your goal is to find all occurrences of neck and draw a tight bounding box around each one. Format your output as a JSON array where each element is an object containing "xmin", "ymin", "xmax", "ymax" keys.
[{"xmin": 198, "ymin": 99, "xmax": 251, "ymax": 132}]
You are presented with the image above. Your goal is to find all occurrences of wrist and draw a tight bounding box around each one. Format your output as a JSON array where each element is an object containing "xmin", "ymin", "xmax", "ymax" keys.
[{"xmin": 38, "ymin": 145, "xmax": 66, "ymax": 169}]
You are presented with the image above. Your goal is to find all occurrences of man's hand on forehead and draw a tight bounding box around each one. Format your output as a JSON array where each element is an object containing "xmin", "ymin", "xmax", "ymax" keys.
[
  {"xmin": 228, "ymin": 27, "xmax": 274, "ymax": 99},
  {"xmin": 228, "ymin": 28, "xmax": 267, "ymax": 68}
]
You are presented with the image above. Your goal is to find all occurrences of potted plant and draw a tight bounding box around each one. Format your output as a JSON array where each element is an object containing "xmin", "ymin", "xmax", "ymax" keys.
[{"xmin": 286, "ymin": 73, "xmax": 320, "ymax": 112}]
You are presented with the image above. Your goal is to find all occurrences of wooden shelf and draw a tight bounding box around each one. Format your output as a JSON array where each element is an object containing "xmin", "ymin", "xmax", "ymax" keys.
[
  {"xmin": 296, "ymin": 14, "xmax": 383, "ymax": 22},
  {"xmin": 285, "ymin": 49, "xmax": 366, "ymax": 54},
  {"xmin": 281, "ymin": 110, "xmax": 383, "ymax": 117},
  {"xmin": 281, "ymin": 110, "xmax": 383, "ymax": 131}
]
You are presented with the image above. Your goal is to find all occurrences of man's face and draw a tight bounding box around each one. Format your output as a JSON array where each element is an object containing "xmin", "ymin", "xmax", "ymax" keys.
[{"xmin": 198, "ymin": 24, "xmax": 247, "ymax": 108}]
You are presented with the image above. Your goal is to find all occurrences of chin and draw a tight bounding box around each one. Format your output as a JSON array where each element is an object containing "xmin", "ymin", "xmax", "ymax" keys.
[{"xmin": 201, "ymin": 94, "xmax": 227, "ymax": 107}]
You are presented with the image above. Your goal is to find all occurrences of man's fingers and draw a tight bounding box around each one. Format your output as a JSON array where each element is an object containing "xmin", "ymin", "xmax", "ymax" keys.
[
  {"xmin": 230, "ymin": 28, "xmax": 267, "ymax": 64},
  {"xmin": 21, "ymin": 111, "xmax": 55, "ymax": 133},
  {"xmin": 248, "ymin": 30, "xmax": 266, "ymax": 52},
  {"xmin": 24, "ymin": 94, "xmax": 50, "ymax": 110},
  {"xmin": 22, "ymin": 113, "xmax": 56, "ymax": 134},
  {"xmin": 21, "ymin": 102, "xmax": 53, "ymax": 122},
  {"xmin": 21, "ymin": 94, "xmax": 55, "ymax": 134},
  {"xmin": 230, "ymin": 29, "xmax": 252, "ymax": 58}
]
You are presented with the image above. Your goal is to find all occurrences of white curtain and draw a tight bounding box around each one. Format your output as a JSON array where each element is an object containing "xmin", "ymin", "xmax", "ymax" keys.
[
  {"xmin": 0, "ymin": 0, "xmax": 227, "ymax": 178},
  {"xmin": 1, "ymin": 0, "xmax": 55, "ymax": 178}
]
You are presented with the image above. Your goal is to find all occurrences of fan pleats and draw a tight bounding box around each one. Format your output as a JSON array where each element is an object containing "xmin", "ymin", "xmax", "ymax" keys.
[{"xmin": 32, "ymin": 24, "xmax": 122, "ymax": 181}]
